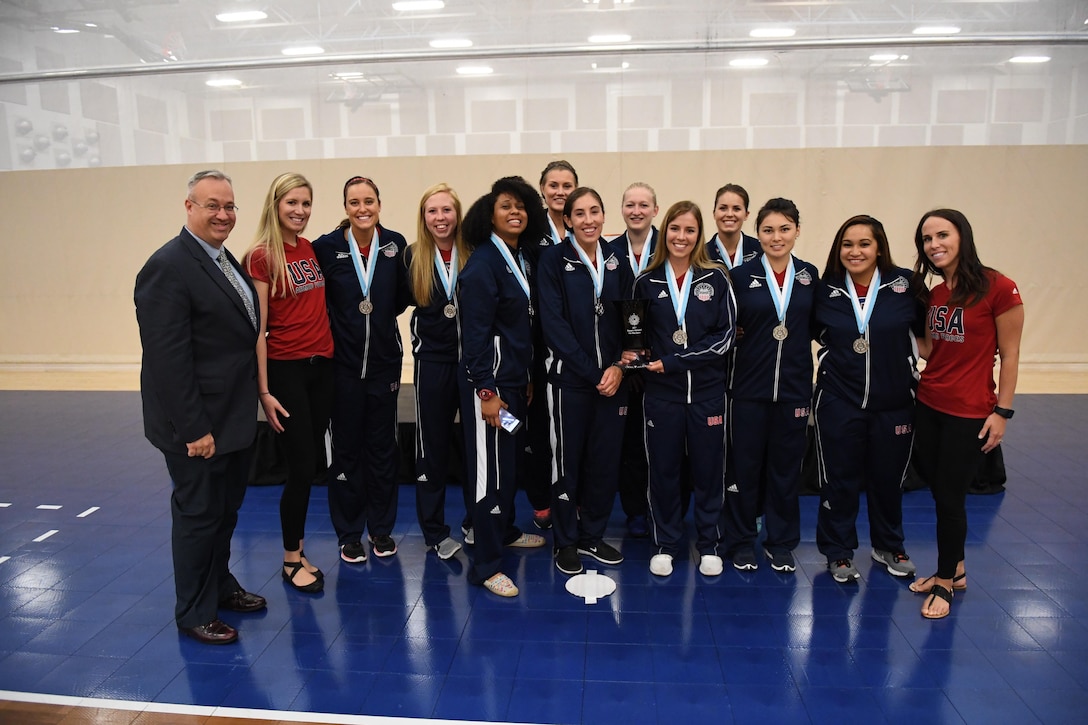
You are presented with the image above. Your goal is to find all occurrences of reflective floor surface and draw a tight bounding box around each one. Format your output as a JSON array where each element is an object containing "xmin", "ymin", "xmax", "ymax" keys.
[{"xmin": 1, "ymin": 391, "xmax": 1087, "ymax": 724}]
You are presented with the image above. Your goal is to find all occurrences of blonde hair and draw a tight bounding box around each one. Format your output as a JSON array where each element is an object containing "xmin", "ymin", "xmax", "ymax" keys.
[
  {"xmin": 244, "ymin": 172, "xmax": 313, "ymax": 298},
  {"xmin": 645, "ymin": 200, "xmax": 722, "ymax": 273},
  {"xmin": 409, "ymin": 183, "xmax": 469, "ymax": 307},
  {"xmin": 622, "ymin": 181, "xmax": 657, "ymax": 207}
]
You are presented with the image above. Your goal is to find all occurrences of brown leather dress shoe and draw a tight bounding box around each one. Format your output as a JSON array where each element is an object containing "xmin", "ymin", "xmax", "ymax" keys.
[
  {"xmin": 179, "ymin": 619, "xmax": 238, "ymax": 644},
  {"xmin": 218, "ymin": 589, "xmax": 267, "ymax": 613}
]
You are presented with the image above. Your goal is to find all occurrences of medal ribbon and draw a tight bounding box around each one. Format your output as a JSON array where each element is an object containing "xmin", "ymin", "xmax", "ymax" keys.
[
  {"xmin": 433, "ymin": 246, "xmax": 459, "ymax": 303},
  {"xmin": 760, "ymin": 254, "xmax": 795, "ymax": 324},
  {"xmin": 569, "ymin": 239, "xmax": 604, "ymax": 302},
  {"xmin": 490, "ymin": 233, "xmax": 531, "ymax": 302},
  {"xmin": 348, "ymin": 228, "xmax": 379, "ymax": 300},
  {"xmin": 713, "ymin": 235, "xmax": 741, "ymax": 270},
  {"xmin": 845, "ymin": 268, "xmax": 881, "ymax": 337},
  {"xmin": 665, "ymin": 262, "xmax": 692, "ymax": 331},
  {"xmin": 547, "ymin": 217, "xmax": 565, "ymax": 245},
  {"xmin": 627, "ymin": 236, "xmax": 649, "ymax": 276}
]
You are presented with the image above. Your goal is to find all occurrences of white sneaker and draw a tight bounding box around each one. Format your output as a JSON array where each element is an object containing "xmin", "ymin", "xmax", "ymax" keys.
[
  {"xmin": 699, "ymin": 554, "xmax": 724, "ymax": 576},
  {"xmin": 649, "ymin": 553, "xmax": 674, "ymax": 576}
]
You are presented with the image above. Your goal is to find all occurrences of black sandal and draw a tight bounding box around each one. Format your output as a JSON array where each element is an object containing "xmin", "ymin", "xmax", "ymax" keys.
[
  {"xmin": 910, "ymin": 572, "xmax": 966, "ymax": 593},
  {"xmin": 921, "ymin": 583, "xmax": 953, "ymax": 619},
  {"xmin": 282, "ymin": 560, "xmax": 323, "ymax": 593},
  {"xmin": 300, "ymin": 550, "xmax": 324, "ymax": 580}
]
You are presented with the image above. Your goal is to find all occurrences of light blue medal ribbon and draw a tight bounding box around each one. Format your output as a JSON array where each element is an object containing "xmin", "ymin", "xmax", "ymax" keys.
[
  {"xmin": 713, "ymin": 234, "xmax": 741, "ymax": 270},
  {"xmin": 761, "ymin": 254, "xmax": 795, "ymax": 341},
  {"xmin": 845, "ymin": 268, "xmax": 880, "ymax": 354},
  {"xmin": 547, "ymin": 217, "xmax": 565, "ymax": 245},
  {"xmin": 490, "ymin": 232, "xmax": 532, "ymax": 314},
  {"xmin": 569, "ymin": 238, "xmax": 605, "ymax": 315},
  {"xmin": 348, "ymin": 228, "xmax": 379, "ymax": 314},
  {"xmin": 665, "ymin": 262, "xmax": 693, "ymax": 345},
  {"xmin": 433, "ymin": 246, "xmax": 459, "ymax": 318},
  {"xmin": 627, "ymin": 236, "xmax": 649, "ymax": 276}
]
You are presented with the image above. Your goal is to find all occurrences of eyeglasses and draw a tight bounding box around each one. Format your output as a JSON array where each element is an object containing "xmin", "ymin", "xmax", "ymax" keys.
[{"xmin": 188, "ymin": 198, "xmax": 239, "ymax": 214}]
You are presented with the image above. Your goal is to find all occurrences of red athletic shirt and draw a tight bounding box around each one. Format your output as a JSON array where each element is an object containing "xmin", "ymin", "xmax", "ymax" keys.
[
  {"xmin": 246, "ymin": 239, "xmax": 335, "ymax": 360},
  {"xmin": 918, "ymin": 270, "xmax": 1022, "ymax": 418}
]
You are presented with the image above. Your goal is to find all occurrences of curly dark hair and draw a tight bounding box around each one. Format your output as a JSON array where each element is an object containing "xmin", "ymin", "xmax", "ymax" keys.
[{"xmin": 462, "ymin": 176, "xmax": 547, "ymax": 249}]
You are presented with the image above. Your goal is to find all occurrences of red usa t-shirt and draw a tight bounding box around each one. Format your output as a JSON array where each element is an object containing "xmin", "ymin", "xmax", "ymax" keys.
[
  {"xmin": 246, "ymin": 239, "xmax": 335, "ymax": 360},
  {"xmin": 918, "ymin": 270, "xmax": 1022, "ymax": 418}
]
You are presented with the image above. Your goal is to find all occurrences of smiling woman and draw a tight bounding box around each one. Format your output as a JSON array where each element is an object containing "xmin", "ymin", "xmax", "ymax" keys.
[
  {"xmin": 457, "ymin": 176, "xmax": 549, "ymax": 597},
  {"xmin": 634, "ymin": 200, "xmax": 737, "ymax": 579},
  {"xmin": 313, "ymin": 175, "xmax": 412, "ymax": 566},
  {"xmin": 242, "ymin": 172, "xmax": 333, "ymax": 595}
]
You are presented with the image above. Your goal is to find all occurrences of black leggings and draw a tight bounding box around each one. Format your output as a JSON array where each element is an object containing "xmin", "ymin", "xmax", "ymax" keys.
[
  {"xmin": 912, "ymin": 402, "xmax": 986, "ymax": 579},
  {"xmin": 268, "ymin": 356, "xmax": 334, "ymax": 552}
]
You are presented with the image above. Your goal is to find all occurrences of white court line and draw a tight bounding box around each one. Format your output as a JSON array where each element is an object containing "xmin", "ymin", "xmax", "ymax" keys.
[
  {"xmin": 77, "ymin": 506, "xmax": 100, "ymax": 518},
  {"xmin": 0, "ymin": 690, "xmax": 489, "ymax": 724},
  {"xmin": 37, "ymin": 504, "xmax": 63, "ymax": 510},
  {"xmin": 0, "ymin": 556, "xmax": 10, "ymax": 564},
  {"xmin": 32, "ymin": 530, "xmax": 59, "ymax": 542},
  {"xmin": 0, "ymin": 503, "xmax": 11, "ymax": 507}
]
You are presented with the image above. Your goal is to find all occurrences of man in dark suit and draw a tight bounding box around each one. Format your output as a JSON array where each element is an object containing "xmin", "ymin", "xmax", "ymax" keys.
[{"xmin": 135, "ymin": 169, "xmax": 266, "ymax": 645}]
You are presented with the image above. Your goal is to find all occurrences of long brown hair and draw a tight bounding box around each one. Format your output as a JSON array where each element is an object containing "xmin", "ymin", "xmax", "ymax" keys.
[
  {"xmin": 243, "ymin": 172, "xmax": 312, "ymax": 298},
  {"xmin": 409, "ymin": 183, "xmax": 469, "ymax": 307},
  {"xmin": 912, "ymin": 208, "xmax": 991, "ymax": 307},
  {"xmin": 645, "ymin": 201, "xmax": 722, "ymax": 273}
]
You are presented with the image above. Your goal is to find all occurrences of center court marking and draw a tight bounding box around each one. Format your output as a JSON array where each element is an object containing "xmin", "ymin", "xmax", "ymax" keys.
[{"xmin": 564, "ymin": 569, "xmax": 617, "ymax": 604}]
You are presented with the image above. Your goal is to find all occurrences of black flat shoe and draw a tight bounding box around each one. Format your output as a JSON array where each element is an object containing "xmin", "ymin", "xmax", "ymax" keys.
[
  {"xmin": 283, "ymin": 560, "xmax": 323, "ymax": 593},
  {"xmin": 300, "ymin": 550, "xmax": 324, "ymax": 580}
]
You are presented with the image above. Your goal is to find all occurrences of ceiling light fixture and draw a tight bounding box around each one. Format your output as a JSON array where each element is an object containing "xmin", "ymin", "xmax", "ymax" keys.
[
  {"xmin": 456, "ymin": 65, "xmax": 493, "ymax": 76},
  {"xmin": 869, "ymin": 53, "xmax": 900, "ymax": 62},
  {"xmin": 1008, "ymin": 55, "xmax": 1051, "ymax": 64},
  {"xmin": 913, "ymin": 26, "xmax": 961, "ymax": 35},
  {"xmin": 51, "ymin": 27, "xmax": 79, "ymax": 34},
  {"xmin": 332, "ymin": 72, "xmax": 365, "ymax": 79},
  {"xmin": 591, "ymin": 61, "xmax": 630, "ymax": 72},
  {"xmin": 430, "ymin": 38, "xmax": 473, "ymax": 49},
  {"xmin": 215, "ymin": 10, "xmax": 268, "ymax": 23},
  {"xmin": 588, "ymin": 34, "xmax": 631, "ymax": 44},
  {"xmin": 206, "ymin": 78, "xmax": 243, "ymax": 88},
  {"xmin": 729, "ymin": 57, "xmax": 769, "ymax": 68},
  {"xmin": 282, "ymin": 46, "xmax": 325, "ymax": 56},
  {"xmin": 393, "ymin": 1, "xmax": 445, "ymax": 11},
  {"xmin": 749, "ymin": 28, "xmax": 795, "ymax": 39}
]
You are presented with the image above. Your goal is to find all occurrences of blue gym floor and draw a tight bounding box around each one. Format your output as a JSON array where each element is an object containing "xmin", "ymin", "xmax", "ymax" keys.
[{"xmin": 1, "ymin": 391, "xmax": 1087, "ymax": 724}]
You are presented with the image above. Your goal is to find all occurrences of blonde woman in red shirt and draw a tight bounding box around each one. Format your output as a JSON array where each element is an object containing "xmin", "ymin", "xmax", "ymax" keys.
[{"xmin": 244, "ymin": 172, "xmax": 334, "ymax": 594}]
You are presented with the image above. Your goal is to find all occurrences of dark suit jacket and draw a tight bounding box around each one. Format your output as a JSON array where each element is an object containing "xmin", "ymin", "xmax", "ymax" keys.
[{"xmin": 135, "ymin": 227, "xmax": 259, "ymax": 456}]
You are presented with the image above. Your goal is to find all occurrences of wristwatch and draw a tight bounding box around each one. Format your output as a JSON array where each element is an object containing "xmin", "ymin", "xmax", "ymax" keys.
[
  {"xmin": 992, "ymin": 405, "xmax": 1014, "ymax": 419},
  {"xmin": 477, "ymin": 389, "xmax": 496, "ymax": 401}
]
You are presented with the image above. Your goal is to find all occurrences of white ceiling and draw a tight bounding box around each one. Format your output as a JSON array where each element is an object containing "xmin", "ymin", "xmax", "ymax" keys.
[{"xmin": 1, "ymin": 0, "xmax": 1085, "ymax": 86}]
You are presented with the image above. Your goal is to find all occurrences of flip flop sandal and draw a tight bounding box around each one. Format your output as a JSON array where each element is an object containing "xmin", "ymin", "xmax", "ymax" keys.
[
  {"xmin": 507, "ymin": 533, "xmax": 546, "ymax": 548},
  {"xmin": 921, "ymin": 583, "xmax": 954, "ymax": 620},
  {"xmin": 910, "ymin": 572, "xmax": 966, "ymax": 593},
  {"xmin": 483, "ymin": 573, "xmax": 519, "ymax": 597}
]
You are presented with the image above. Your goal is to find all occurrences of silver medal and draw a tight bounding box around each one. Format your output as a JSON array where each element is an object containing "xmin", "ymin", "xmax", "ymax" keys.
[
  {"xmin": 852, "ymin": 337, "xmax": 869, "ymax": 354},
  {"xmin": 358, "ymin": 299, "xmax": 373, "ymax": 315},
  {"xmin": 672, "ymin": 329, "xmax": 687, "ymax": 345},
  {"xmin": 443, "ymin": 303, "xmax": 457, "ymax": 319},
  {"xmin": 772, "ymin": 324, "xmax": 788, "ymax": 341}
]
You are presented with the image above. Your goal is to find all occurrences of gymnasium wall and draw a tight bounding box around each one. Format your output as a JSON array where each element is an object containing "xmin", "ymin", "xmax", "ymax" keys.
[{"xmin": 0, "ymin": 144, "xmax": 1085, "ymax": 379}]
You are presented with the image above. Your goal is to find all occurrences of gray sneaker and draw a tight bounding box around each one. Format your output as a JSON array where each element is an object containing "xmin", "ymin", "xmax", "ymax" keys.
[
  {"xmin": 872, "ymin": 549, "xmax": 917, "ymax": 577},
  {"xmin": 434, "ymin": 536, "xmax": 462, "ymax": 560},
  {"xmin": 830, "ymin": 558, "xmax": 861, "ymax": 583},
  {"xmin": 461, "ymin": 525, "xmax": 474, "ymax": 546}
]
